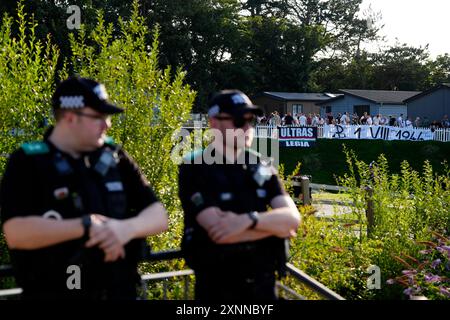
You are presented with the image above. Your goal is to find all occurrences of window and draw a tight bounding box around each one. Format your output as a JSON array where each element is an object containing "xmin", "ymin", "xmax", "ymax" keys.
[
  {"xmin": 354, "ymin": 105, "xmax": 370, "ymax": 117},
  {"xmin": 325, "ymin": 106, "xmax": 332, "ymax": 114},
  {"xmin": 292, "ymin": 104, "xmax": 303, "ymax": 115}
]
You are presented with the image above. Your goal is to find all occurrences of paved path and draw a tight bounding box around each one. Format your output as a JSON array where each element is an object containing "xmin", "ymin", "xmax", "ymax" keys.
[
  {"xmin": 311, "ymin": 193, "xmax": 363, "ymax": 219},
  {"xmin": 313, "ymin": 203, "xmax": 355, "ymax": 218}
]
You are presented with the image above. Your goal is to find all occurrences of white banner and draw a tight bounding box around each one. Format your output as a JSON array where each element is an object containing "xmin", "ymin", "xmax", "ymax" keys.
[{"xmin": 322, "ymin": 125, "xmax": 434, "ymax": 141}]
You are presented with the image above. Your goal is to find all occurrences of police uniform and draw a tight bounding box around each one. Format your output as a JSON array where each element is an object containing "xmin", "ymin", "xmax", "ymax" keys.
[
  {"xmin": 178, "ymin": 147, "xmax": 288, "ymax": 301},
  {"xmin": 0, "ymin": 76, "xmax": 159, "ymax": 300}
]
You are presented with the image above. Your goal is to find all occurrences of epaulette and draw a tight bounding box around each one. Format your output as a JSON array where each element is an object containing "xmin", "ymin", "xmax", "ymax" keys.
[
  {"xmin": 245, "ymin": 148, "xmax": 275, "ymax": 168},
  {"xmin": 245, "ymin": 148, "xmax": 262, "ymax": 158},
  {"xmin": 21, "ymin": 141, "xmax": 50, "ymax": 155},
  {"xmin": 104, "ymin": 136, "xmax": 116, "ymax": 146},
  {"xmin": 183, "ymin": 149, "xmax": 204, "ymax": 163}
]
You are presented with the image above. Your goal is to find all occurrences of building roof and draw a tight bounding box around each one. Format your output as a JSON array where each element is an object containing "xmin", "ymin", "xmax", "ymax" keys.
[
  {"xmin": 317, "ymin": 89, "xmax": 421, "ymax": 105},
  {"xmin": 403, "ymin": 83, "xmax": 450, "ymax": 103},
  {"xmin": 260, "ymin": 92, "xmax": 342, "ymax": 102}
]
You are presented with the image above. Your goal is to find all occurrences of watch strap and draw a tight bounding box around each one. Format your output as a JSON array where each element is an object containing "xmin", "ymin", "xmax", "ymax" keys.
[
  {"xmin": 247, "ymin": 211, "xmax": 259, "ymax": 229},
  {"xmin": 81, "ymin": 214, "xmax": 92, "ymax": 240}
]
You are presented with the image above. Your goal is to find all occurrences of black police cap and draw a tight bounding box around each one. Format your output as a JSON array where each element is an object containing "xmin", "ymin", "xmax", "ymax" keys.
[
  {"xmin": 52, "ymin": 76, "xmax": 123, "ymax": 114},
  {"xmin": 208, "ymin": 90, "xmax": 263, "ymax": 118}
]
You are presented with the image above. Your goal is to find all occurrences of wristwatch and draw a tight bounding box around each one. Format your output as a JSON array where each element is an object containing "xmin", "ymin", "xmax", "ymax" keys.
[
  {"xmin": 247, "ymin": 211, "xmax": 259, "ymax": 229},
  {"xmin": 81, "ymin": 214, "xmax": 92, "ymax": 240}
]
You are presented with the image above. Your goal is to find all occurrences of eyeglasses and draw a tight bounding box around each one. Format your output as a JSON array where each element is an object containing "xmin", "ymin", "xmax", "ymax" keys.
[
  {"xmin": 73, "ymin": 111, "xmax": 111, "ymax": 122},
  {"xmin": 214, "ymin": 115, "xmax": 257, "ymax": 128}
]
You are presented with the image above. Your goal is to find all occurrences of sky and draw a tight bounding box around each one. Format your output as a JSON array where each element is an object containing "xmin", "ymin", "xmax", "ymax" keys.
[{"xmin": 360, "ymin": 0, "xmax": 450, "ymax": 57}]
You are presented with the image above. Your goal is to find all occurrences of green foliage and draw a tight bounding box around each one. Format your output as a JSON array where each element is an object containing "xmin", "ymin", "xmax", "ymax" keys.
[
  {"xmin": 290, "ymin": 214, "xmax": 383, "ymax": 299},
  {"xmin": 428, "ymin": 54, "xmax": 450, "ymax": 85},
  {"xmin": 371, "ymin": 44, "xmax": 432, "ymax": 91},
  {"xmin": 290, "ymin": 148, "xmax": 450, "ymax": 299},
  {"xmin": 140, "ymin": 0, "xmax": 242, "ymax": 110},
  {"xmin": 2, "ymin": 1, "xmax": 448, "ymax": 109},
  {"xmin": 0, "ymin": 1, "xmax": 59, "ymax": 172},
  {"xmin": 387, "ymin": 233, "xmax": 450, "ymax": 300},
  {"xmin": 0, "ymin": 1, "xmax": 60, "ymax": 271},
  {"xmin": 65, "ymin": 0, "xmax": 196, "ymax": 257},
  {"xmin": 0, "ymin": 1, "xmax": 195, "ymax": 292},
  {"xmin": 280, "ymin": 139, "xmax": 450, "ymax": 185},
  {"xmin": 1, "ymin": 1, "xmax": 449, "ymax": 300},
  {"xmin": 277, "ymin": 161, "xmax": 301, "ymax": 196}
]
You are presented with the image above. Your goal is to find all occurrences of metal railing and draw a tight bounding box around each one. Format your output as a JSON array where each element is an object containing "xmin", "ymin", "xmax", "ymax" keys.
[{"xmin": 0, "ymin": 249, "xmax": 344, "ymax": 300}]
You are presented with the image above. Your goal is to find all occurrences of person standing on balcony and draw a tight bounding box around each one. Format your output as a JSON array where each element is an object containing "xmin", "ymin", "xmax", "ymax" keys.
[
  {"xmin": 0, "ymin": 76, "xmax": 168, "ymax": 299},
  {"xmin": 311, "ymin": 114, "xmax": 319, "ymax": 126},
  {"xmin": 298, "ymin": 113, "xmax": 307, "ymax": 126},
  {"xmin": 397, "ymin": 114, "xmax": 404, "ymax": 127},
  {"xmin": 441, "ymin": 114, "xmax": 449, "ymax": 128},
  {"xmin": 283, "ymin": 112, "xmax": 295, "ymax": 126},
  {"xmin": 178, "ymin": 90, "xmax": 300, "ymax": 301}
]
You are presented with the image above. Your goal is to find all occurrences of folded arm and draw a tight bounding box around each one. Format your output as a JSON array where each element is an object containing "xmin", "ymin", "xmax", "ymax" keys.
[
  {"xmin": 196, "ymin": 195, "xmax": 300, "ymax": 244},
  {"xmin": 3, "ymin": 214, "xmax": 86, "ymax": 250},
  {"xmin": 4, "ymin": 202, "xmax": 168, "ymax": 262},
  {"xmin": 86, "ymin": 202, "xmax": 168, "ymax": 262}
]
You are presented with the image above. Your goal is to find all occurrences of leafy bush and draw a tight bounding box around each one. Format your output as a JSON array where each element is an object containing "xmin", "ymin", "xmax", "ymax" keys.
[
  {"xmin": 0, "ymin": 2, "xmax": 59, "ymax": 282},
  {"xmin": 387, "ymin": 232, "xmax": 450, "ymax": 300},
  {"xmin": 0, "ymin": 1, "xmax": 58, "ymax": 173},
  {"xmin": 0, "ymin": 1, "xmax": 195, "ymax": 293},
  {"xmin": 289, "ymin": 147, "xmax": 450, "ymax": 299},
  {"xmin": 64, "ymin": 1, "xmax": 195, "ymax": 253}
]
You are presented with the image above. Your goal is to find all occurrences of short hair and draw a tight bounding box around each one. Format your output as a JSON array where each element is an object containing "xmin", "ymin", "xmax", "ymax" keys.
[{"xmin": 53, "ymin": 109, "xmax": 69, "ymax": 122}]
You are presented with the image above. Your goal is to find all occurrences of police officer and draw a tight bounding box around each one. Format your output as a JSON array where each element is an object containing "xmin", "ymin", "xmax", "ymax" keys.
[
  {"xmin": 0, "ymin": 76, "xmax": 168, "ymax": 299},
  {"xmin": 178, "ymin": 90, "xmax": 300, "ymax": 301}
]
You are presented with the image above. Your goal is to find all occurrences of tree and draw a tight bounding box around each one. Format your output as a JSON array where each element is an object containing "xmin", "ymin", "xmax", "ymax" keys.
[
  {"xmin": 228, "ymin": 15, "xmax": 326, "ymax": 94},
  {"xmin": 371, "ymin": 44, "xmax": 431, "ymax": 91},
  {"xmin": 240, "ymin": 0, "xmax": 290, "ymax": 17},
  {"xmin": 428, "ymin": 54, "xmax": 450, "ymax": 86},
  {"xmin": 137, "ymin": 0, "xmax": 242, "ymax": 111},
  {"xmin": 0, "ymin": 0, "xmax": 60, "ymax": 286},
  {"xmin": 66, "ymin": 1, "xmax": 195, "ymax": 215},
  {"xmin": 0, "ymin": 1, "xmax": 134, "ymax": 69},
  {"xmin": 0, "ymin": 1, "xmax": 392, "ymax": 109},
  {"xmin": 0, "ymin": 1, "xmax": 195, "ymax": 276}
]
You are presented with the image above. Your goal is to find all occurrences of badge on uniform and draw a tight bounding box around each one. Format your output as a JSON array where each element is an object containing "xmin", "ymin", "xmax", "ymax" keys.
[
  {"xmin": 105, "ymin": 181, "xmax": 124, "ymax": 192},
  {"xmin": 256, "ymin": 189, "xmax": 267, "ymax": 198},
  {"xmin": 53, "ymin": 187, "xmax": 69, "ymax": 200},
  {"xmin": 220, "ymin": 192, "xmax": 233, "ymax": 201},
  {"xmin": 190, "ymin": 192, "xmax": 204, "ymax": 207},
  {"xmin": 253, "ymin": 164, "xmax": 273, "ymax": 187},
  {"xmin": 94, "ymin": 150, "xmax": 117, "ymax": 176}
]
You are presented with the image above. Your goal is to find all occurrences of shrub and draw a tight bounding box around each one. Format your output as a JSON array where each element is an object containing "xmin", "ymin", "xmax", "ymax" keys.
[
  {"xmin": 0, "ymin": 1, "xmax": 59, "ymax": 282},
  {"xmin": 289, "ymin": 147, "xmax": 450, "ymax": 299},
  {"xmin": 0, "ymin": 1, "xmax": 195, "ymax": 293},
  {"xmin": 387, "ymin": 232, "xmax": 450, "ymax": 300}
]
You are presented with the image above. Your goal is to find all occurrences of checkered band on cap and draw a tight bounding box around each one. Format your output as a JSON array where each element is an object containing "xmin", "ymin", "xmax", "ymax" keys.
[
  {"xmin": 52, "ymin": 76, "xmax": 124, "ymax": 114},
  {"xmin": 208, "ymin": 105, "xmax": 220, "ymax": 117},
  {"xmin": 59, "ymin": 96, "xmax": 85, "ymax": 109}
]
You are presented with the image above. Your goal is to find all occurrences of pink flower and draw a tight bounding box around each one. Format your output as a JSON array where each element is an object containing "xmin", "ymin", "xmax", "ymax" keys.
[
  {"xmin": 439, "ymin": 287, "xmax": 450, "ymax": 298},
  {"xmin": 431, "ymin": 259, "xmax": 442, "ymax": 269},
  {"xmin": 437, "ymin": 246, "xmax": 450, "ymax": 259},
  {"xmin": 403, "ymin": 288, "xmax": 413, "ymax": 296},
  {"xmin": 442, "ymin": 245, "xmax": 450, "ymax": 252},
  {"xmin": 386, "ymin": 279, "xmax": 395, "ymax": 285},
  {"xmin": 424, "ymin": 274, "xmax": 441, "ymax": 283},
  {"xmin": 402, "ymin": 270, "xmax": 417, "ymax": 275}
]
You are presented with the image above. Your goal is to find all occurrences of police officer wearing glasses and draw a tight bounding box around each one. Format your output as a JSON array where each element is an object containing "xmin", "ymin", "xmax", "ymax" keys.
[
  {"xmin": 178, "ymin": 90, "xmax": 300, "ymax": 301},
  {"xmin": 0, "ymin": 76, "xmax": 168, "ymax": 299}
]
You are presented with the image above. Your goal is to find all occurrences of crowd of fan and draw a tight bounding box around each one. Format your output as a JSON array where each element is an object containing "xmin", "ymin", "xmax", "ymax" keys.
[{"xmin": 257, "ymin": 111, "xmax": 450, "ymax": 129}]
